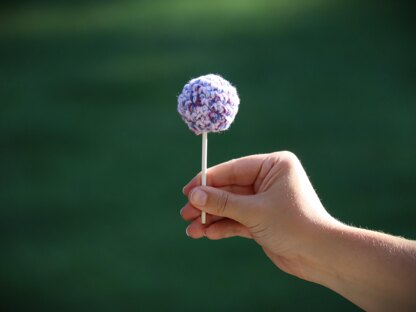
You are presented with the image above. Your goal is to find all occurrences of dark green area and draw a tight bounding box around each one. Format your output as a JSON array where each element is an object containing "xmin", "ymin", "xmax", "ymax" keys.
[{"xmin": 1, "ymin": 0, "xmax": 415, "ymax": 311}]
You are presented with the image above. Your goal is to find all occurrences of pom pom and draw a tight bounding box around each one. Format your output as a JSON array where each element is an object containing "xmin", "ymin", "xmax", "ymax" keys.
[{"xmin": 177, "ymin": 74, "xmax": 240, "ymax": 135}]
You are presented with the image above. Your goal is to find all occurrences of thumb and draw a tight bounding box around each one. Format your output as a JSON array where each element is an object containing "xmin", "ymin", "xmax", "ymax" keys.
[{"xmin": 189, "ymin": 186, "xmax": 255, "ymax": 225}]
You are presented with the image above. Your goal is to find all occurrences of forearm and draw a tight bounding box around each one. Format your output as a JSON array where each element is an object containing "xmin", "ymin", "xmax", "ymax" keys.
[{"xmin": 304, "ymin": 223, "xmax": 416, "ymax": 311}]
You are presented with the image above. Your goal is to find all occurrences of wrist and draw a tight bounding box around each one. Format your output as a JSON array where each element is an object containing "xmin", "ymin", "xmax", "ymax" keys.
[{"xmin": 294, "ymin": 218, "xmax": 348, "ymax": 286}]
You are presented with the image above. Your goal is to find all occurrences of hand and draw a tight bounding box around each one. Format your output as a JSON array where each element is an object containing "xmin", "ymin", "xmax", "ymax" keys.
[
  {"xmin": 180, "ymin": 151, "xmax": 416, "ymax": 311},
  {"xmin": 181, "ymin": 151, "xmax": 339, "ymax": 279}
]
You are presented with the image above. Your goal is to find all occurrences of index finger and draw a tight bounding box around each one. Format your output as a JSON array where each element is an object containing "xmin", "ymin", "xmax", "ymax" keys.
[{"xmin": 182, "ymin": 154, "xmax": 266, "ymax": 196}]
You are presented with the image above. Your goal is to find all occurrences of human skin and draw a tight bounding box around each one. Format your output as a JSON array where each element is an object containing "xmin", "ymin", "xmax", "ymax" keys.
[{"xmin": 180, "ymin": 152, "xmax": 416, "ymax": 311}]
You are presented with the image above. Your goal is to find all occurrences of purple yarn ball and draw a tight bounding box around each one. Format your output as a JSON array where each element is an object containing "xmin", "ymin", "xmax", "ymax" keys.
[{"xmin": 177, "ymin": 74, "xmax": 240, "ymax": 135}]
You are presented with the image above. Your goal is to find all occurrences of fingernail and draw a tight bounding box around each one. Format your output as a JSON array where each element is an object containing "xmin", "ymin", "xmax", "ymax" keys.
[
  {"xmin": 179, "ymin": 207, "xmax": 184, "ymax": 216},
  {"xmin": 185, "ymin": 226, "xmax": 190, "ymax": 237},
  {"xmin": 190, "ymin": 189, "xmax": 207, "ymax": 206}
]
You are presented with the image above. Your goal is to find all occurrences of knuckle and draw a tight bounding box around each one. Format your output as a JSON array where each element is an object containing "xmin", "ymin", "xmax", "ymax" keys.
[
  {"xmin": 280, "ymin": 150, "xmax": 297, "ymax": 161},
  {"xmin": 216, "ymin": 191, "xmax": 229, "ymax": 215},
  {"xmin": 277, "ymin": 151, "xmax": 298, "ymax": 171}
]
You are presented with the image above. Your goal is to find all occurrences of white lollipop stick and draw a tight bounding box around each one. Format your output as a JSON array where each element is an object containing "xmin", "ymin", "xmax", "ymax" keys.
[{"xmin": 201, "ymin": 131, "xmax": 208, "ymax": 224}]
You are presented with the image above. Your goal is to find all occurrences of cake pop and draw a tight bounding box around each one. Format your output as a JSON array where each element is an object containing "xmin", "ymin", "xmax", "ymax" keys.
[{"xmin": 178, "ymin": 74, "xmax": 240, "ymax": 223}]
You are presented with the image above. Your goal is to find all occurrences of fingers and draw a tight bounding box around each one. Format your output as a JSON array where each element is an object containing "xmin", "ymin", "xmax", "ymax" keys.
[
  {"xmin": 188, "ymin": 186, "xmax": 257, "ymax": 225},
  {"xmin": 180, "ymin": 203, "xmax": 223, "ymax": 223},
  {"xmin": 180, "ymin": 203, "xmax": 200, "ymax": 221},
  {"xmin": 185, "ymin": 213, "xmax": 223, "ymax": 238},
  {"xmin": 186, "ymin": 218, "xmax": 252, "ymax": 240},
  {"xmin": 181, "ymin": 184, "xmax": 254, "ymax": 223},
  {"xmin": 182, "ymin": 154, "xmax": 267, "ymax": 195},
  {"xmin": 206, "ymin": 219, "xmax": 252, "ymax": 240},
  {"xmin": 184, "ymin": 184, "xmax": 255, "ymax": 197},
  {"xmin": 182, "ymin": 178, "xmax": 199, "ymax": 196},
  {"xmin": 186, "ymin": 219, "xmax": 206, "ymax": 239}
]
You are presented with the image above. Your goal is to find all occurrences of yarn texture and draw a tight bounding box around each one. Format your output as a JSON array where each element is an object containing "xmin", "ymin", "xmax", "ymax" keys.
[{"xmin": 177, "ymin": 74, "xmax": 240, "ymax": 135}]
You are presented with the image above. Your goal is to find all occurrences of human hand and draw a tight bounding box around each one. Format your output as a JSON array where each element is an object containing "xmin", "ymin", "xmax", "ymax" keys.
[
  {"xmin": 181, "ymin": 151, "xmax": 340, "ymax": 280},
  {"xmin": 181, "ymin": 152, "xmax": 416, "ymax": 310}
]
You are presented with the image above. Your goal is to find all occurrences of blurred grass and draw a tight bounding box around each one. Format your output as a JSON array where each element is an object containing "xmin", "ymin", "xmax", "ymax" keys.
[{"xmin": 1, "ymin": 0, "xmax": 415, "ymax": 311}]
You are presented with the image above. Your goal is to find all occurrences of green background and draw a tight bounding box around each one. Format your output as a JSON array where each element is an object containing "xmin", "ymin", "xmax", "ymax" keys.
[{"xmin": 1, "ymin": 0, "xmax": 415, "ymax": 311}]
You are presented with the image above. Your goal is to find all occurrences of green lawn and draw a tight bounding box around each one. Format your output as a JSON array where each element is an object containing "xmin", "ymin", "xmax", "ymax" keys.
[{"xmin": 1, "ymin": 0, "xmax": 415, "ymax": 311}]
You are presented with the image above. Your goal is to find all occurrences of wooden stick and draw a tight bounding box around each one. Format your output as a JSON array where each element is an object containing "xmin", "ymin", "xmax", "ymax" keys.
[{"xmin": 201, "ymin": 132, "xmax": 208, "ymax": 224}]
